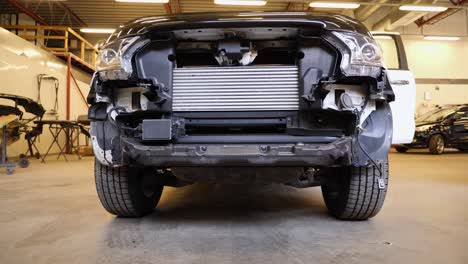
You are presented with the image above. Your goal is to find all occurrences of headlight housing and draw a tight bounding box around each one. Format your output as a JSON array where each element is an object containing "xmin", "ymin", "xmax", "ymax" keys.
[
  {"xmin": 96, "ymin": 36, "xmax": 149, "ymax": 81},
  {"xmin": 326, "ymin": 31, "xmax": 383, "ymax": 77}
]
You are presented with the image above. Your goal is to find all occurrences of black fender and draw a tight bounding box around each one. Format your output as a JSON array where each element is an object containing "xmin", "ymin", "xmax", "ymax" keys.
[
  {"xmin": 90, "ymin": 119, "xmax": 124, "ymax": 166},
  {"xmin": 352, "ymin": 101, "xmax": 393, "ymax": 166}
]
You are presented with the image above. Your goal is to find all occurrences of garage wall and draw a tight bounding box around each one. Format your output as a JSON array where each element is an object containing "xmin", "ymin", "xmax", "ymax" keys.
[
  {"xmin": 400, "ymin": 11, "xmax": 468, "ymax": 114},
  {"xmin": 402, "ymin": 35, "xmax": 468, "ymax": 114},
  {"xmin": 0, "ymin": 27, "xmax": 91, "ymax": 157}
]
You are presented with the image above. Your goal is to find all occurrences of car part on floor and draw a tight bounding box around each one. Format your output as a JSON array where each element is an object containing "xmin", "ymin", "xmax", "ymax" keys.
[
  {"xmin": 0, "ymin": 115, "xmax": 18, "ymax": 175},
  {"xmin": 0, "ymin": 94, "xmax": 46, "ymax": 173}
]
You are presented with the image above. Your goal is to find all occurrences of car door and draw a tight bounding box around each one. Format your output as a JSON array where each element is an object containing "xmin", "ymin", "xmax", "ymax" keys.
[
  {"xmin": 451, "ymin": 107, "xmax": 468, "ymax": 145},
  {"xmin": 372, "ymin": 32, "xmax": 416, "ymax": 144}
]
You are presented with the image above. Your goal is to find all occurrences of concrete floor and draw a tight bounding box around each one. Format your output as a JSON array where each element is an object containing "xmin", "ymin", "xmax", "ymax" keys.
[{"xmin": 0, "ymin": 150, "xmax": 467, "ymax": 264}]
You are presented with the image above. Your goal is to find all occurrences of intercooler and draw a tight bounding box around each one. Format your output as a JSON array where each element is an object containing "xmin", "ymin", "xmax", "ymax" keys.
[{"xmin": 172, "ymin": 66, "xmax": 299, "ymax": 111}]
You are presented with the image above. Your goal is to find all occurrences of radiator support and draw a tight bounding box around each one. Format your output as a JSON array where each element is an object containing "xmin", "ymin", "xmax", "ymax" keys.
[{"xmin": 172, "ymin": 66, "xmax": 300, "ymax": 112}]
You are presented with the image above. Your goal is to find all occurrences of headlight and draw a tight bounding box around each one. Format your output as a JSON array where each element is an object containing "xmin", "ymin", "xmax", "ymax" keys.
[
  {"xmin": 416, "ymin": 125, "xmax": 432, "ymax": 132},
  {"xmin": 326, "ymin": 31, "xmax": 383, "ymax": 77},
  {"xmin": 96, "ymin": 36, "xmax": 149, "ymax": 81}
]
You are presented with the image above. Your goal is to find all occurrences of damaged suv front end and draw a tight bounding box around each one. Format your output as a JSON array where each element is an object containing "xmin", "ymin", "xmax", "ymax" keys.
[{"xmin": 88, "ymin": 12, "xmax": 398, "ymax": 220}]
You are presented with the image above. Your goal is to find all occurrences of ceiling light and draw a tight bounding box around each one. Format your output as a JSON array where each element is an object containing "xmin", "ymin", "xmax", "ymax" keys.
[
  {"xmin": 214, "ymin": 0, "xmax": 267, "ymax": 6},
  {"xmin": 370, "ymin": 31, "xmax": 400, "ymax": 35},
  {"xmin": 373, "ymin": 35, "xmax": 393, "ymax": 40},
  {"xmin": 399, "ymin": 5, "xmax": 448, "ymax": 12},
  {"xmin": 80, "ymin": 28, "xmax": 115, "ymax": 34},
  {"xmin": 115, "ymin": 0, "xmax": 169, "ymax": 3},
  {"xmin": 309, "ymin": 2, "xmax": 360, "ymax": 9},
  {"xmin": 424, "ymin": 36, "xmax": 460, "ymax": 41}
]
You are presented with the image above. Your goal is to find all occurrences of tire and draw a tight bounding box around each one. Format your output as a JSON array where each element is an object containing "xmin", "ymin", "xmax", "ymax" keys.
[
  {"xmin": 428, "ymin": 134, "xmax": 444, "ymax": 155},
  {"xmin": 94, "ymin": 159, "xmax": 164, "ymax": 217},
  {"xmin": 395, "ymin": 146, "xmax": 408, "ymax": 153},
  {"xmin": 321, "ymin": 160, "xmax": 389, "ymax": 220}
]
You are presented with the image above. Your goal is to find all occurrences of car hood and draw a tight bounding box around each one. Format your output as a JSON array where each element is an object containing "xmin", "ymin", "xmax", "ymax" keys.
[{"xmin": 108, "ymin": 11, "xmax": 370, "ymax": 43}]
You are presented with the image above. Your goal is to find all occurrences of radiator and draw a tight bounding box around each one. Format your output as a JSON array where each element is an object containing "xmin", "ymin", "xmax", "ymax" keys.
[{"xmin": 172, "ymin": 66, "xmax": 299, "ymax": 111}]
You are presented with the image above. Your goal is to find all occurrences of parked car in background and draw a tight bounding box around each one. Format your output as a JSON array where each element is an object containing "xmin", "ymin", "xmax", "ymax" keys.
[{"xmin": 395, "ymin": 104, "xmax": 468, "ymax": 154}]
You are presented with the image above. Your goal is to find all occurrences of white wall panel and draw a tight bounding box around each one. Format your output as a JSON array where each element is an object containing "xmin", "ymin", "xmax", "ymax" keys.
[
  {"xmin": 0, "ymin": 27, "xmax": 91, "ymax": 157},
  {"xmin": 402, "ymin": 36, "xmax": 468, "ymax": 113},
  {"xmin": 370, "ymin": 9, "xmax": 468, "ymax": 112}
]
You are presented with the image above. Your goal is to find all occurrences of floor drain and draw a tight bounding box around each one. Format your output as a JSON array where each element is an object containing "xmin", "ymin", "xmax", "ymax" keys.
[{"xmin": 383, "ymin": 241, "xmax": 392, "ymax": 246}]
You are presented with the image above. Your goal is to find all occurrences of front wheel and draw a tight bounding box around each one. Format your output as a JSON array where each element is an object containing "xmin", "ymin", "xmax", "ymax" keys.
[
  {"xmin": 321, "ymin": 160, "xmax": 389, "ymax": 220},
  {"xmin": 94, "ymin": 160, "xmax": 164, "ymax": 217},
  {"xmin": 428, "ymin": 134, "xmax": 445, "ymax": 155}
]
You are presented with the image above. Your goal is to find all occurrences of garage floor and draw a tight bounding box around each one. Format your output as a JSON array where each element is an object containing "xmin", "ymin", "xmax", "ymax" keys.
[{"xmin": 0, "ymin": 150, "xmax": 467, "ymax": 264}]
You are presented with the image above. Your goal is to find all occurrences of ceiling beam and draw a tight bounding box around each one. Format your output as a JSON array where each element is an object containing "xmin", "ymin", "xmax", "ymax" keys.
[
  {"xmin": 373, "ymin": 10, "xmax": 427, "ymax": 30},
  {"xmin": 164, "ymin": 3, "xmax": 173, "ymax": 15},
  {"xmin": 279, "ymin": 0, "xmax": 468, "ymax": 10},
  {"xmin": 172, "ymin": 0, "xmax": 181, "ymax": 14},
  {"xmin": 165, "ymin": 0, "xmax": 181, "ymax": 15},
  {"xmin": 56, "ymin": 2, "xmax": 88, "ymax": 27},
  {"xmin": 415, "ymin": 0, "xmax": 467, "ymax": 27},
  {"xmin": 354, "ymin": 0, "xmax": 389, "ymax": 22},
  {"xmin": 6, "ymin": 0, "xmax": 48, "ymax": 25},
  {"xmin": 372, "ymin": 0, "xmax": 430, "ymax": 31}
]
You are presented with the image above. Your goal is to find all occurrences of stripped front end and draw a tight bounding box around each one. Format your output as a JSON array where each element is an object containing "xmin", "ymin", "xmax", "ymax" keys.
[{"xmin": 88, "ymin": 14, "xmax": 394, "ymax": 184}]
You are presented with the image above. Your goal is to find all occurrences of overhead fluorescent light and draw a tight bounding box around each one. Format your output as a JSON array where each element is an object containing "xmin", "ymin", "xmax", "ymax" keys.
[
  {"xmin": 371, "ymin": 31, "xmax": 400, "ymax": 35},
  {"xmin": 115, "ymin": 0, "xmax": 169, "ymax": 3},
  {"xmin": 373, "ymin": 35, "xmax": 393, "ymax": 40},
  {"xmin": 80, "ymin": 28, "xmax": 115, "ymax": 34},
  {"xmin": 399, "ymin": 5, "xmax": 448, "ymax": 12},
  {"xmin": 309, "ymin": 2, "xmax": 360, "ymax": 9},
  {"xmin": 214, "ymin": 0, "xmax": 267, "ymax": 6},
  {"xmin": 424, "ymin": 36, "xmax": 460, "ymax": 41}
]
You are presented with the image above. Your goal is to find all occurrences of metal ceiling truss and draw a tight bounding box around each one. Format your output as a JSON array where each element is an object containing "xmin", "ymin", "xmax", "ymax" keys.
[
  {"xmin": 286, "ymin": 2, "xmax": 309, "ymax": 11},
  {"xmin": 3, "ymin": 0, "xmax": 467, "ymax": 29},
  {"xmin": 164, "ymin": 0, "xmax": 181, "ymax": 15},
  {"xmin": 415, "ymin": 0, "xmax": 468, "ymax": 27},
  {"xmin": 5, "ymin": 0, "xmax": 87, "ymax": 27}
]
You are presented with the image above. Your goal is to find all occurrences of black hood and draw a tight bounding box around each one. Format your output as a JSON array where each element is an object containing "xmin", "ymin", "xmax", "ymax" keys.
[{"xmin": 108, "ymin": 11, "xmax": 371, "ymax": 43}]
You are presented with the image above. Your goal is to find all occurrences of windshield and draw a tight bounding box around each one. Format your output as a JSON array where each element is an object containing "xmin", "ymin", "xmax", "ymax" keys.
[{"xmin": 416, "ymin": 108, "xmax": 455, "ymax": 123}]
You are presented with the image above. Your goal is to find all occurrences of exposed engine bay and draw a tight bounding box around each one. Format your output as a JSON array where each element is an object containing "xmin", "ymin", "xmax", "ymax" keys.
[{"xmin": 89, "ymin": 23, "xmax": 393, "ymax": 170}]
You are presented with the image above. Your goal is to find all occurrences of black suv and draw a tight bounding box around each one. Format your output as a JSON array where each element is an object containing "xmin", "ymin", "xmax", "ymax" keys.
[
  {"xmin": 396, "ymin": 104, "xmax": 468, "ymax": 154},
  {"xmin": 88, "ymin": 12, "xmax": 415, "ymax": 220}
]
